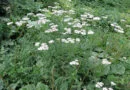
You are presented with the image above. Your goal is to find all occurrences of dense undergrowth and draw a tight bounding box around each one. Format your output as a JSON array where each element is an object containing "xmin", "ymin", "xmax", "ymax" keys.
[{"xmin": 0, "ymin": 0, "xmax": 130, "ymax": 90}]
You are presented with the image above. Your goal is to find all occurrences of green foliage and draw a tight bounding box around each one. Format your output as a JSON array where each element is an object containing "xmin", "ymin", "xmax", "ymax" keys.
[
  {"xmin": 20, "ymin": 82, "xmax": 49, "ymax": 90},
  {"xmin": 10, "ymin": 0, "xmax": 43, "ymax": 15},
  {"xmin": 0, "ymin": 0, "xmax": 130, "ymax": 90}
]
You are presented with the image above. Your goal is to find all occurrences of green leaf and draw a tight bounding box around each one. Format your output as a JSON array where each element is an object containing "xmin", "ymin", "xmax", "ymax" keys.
[
  {"xmin": 93, "ymin": 65, "xmax": 110, "ymax": 77},
  {"xmin": 60, "ymin": 82, "xmax": 68, "ymax": 90},
  {"xmin": 111, "ymin": 64, "xmax": 125, "ymax": 75},
  {"xmin": 36, "ymin": 82, "xmax": 49, "ymax": 90},
  {"xmin": 20, "ymin": 84, "xmax": 36, "ymax": 90},
  {"xmin": 0, "ymin": 79, "xmax": 3, "ymax": 90},
  {"xmin": 0, "ymin": 64, "xmax": 5, "ymax": 74}
]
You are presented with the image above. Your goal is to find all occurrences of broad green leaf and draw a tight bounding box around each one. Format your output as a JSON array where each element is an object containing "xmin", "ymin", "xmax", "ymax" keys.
[
  {"xmin": 111, "ymin": 64, "xmax": 125, "ymax": 75},
  {"xmin": 93, "ymin": 65, "xmax": 110, "ymax": 77},
  {"xmin": 36, "ymin": 82, "xmax": 49, "ymax": 90},
  {"xmin": 20, "ymin": 84, "xmax": 36, "ymax": 90}
]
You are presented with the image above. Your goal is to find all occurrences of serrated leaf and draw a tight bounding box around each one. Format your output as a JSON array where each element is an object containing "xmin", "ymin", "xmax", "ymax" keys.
[
  {"xmin": 93, "ymin": 65, "xmax": 110, "ymax": 77},
  {"xmin": 20, "ymin": 84, "xmax": 36, "ymax": 90},
  {"xmin": 0, "ymin": 79, "xmax": 3, "ymax": 90},
  {"xmin": 36, "ymin": 82, "xmax": 49, "ymax": 90},
  {"xmin": 111, "ymin": 64, "xmax": 125, "ymax": 75},
  {"xmin": 60, "ymin": 82, "xmax": 68, "ymax": 90}
]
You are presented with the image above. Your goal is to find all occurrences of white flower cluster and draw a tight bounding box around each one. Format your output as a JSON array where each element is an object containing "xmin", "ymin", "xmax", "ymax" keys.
[
  {"xmin": 39, "ymin": 8, "xmax": 50, "ymax": 12},
  {"xmin": 15, "ymin": 21, "xmax": 26, "ymax": 27},
  {"xmin": 102, "ymin": 59, "xmax": 111, "ymax": 65},
  {"xmin": 102, "ymin": 87, "xmax": 113, "ymax": 90},
  {"xmin": 81, "ymin": 13, "xmax": 102, "ymax": 21},
  {"xmin": 111, "ymin": 23, "xmax": 124, "ymax": 33},
  {"xmin": 61, "ymin": 38, "xmax": 80, "ymax": 43},
  {"xmin": 35, "ymin": 42, "xmax": 49, "ymax": 51},
  {"xmin": 81, "ymin": 12, "xmax": 101, "ymax": 21},
  {"xmin": 95, "ymin": 82, "xmax": 104, "ymax": 88},
  {"xmin": 126, "ymin": 25, "xmax": 130, "ymax": 28},
  {"xmin": 27, "ymin": 13, "xmax": 50, "ymax": 28},
  {"xmin": 7, "ymin": 22, "xmax": 13, "ymax": 26},
  {"xmin": 45, "ymin": 24, "xmax": 58, "ymax": 33},
  {"xmin": 81, "ymin": 13, "xmax": 94, "ymax": 20},
  {"xmin": 87, "ymin": 30, "xmax": 94, "ymax": 35},
  {"xmin": 45, "ymin": 3, "xmax": 75, "ymax": 16},
  {"xmin": 52, "ymin": 10, "xmax": 67, "ymax": 16},
  {"xmin": 95, "ymin": 81, "xmax": 116, "ymax": 90},
  {"xmin": 48, "ymin": 40, "xmax": 55, "ymax": 44},
  {"xmin": 63, "ymin": 17, "xmax": 73, "ymax": 22},
  {"xmin": 74, "ymin": 29, "xmax": 86, "ymax": 35},
  {"xmin": 62, "ymin": 28, "xmax": 72, "ymax": 35},
  {"xmin": 93, "ymin": 17, "xmax": 101, "ymax": 21},
  {"xmin": 73, "ymin": 22, "xmax": 83, "ymax": 28},
  {"xmin": 7, "ymin": 12, "xmax": 50, "ymax": 28},
  {"xmin": 69, "ymin": 59, "xmax": 79, "ymax": 65}
]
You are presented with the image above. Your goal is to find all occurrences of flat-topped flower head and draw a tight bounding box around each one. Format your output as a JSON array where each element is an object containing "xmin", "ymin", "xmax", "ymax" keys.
[
  {"xmin": 95, "ymin": 82, "xmax": 104, "ymax": 88},
  {"xmin": 111, "ymin": 81, "xmax": 116, "ymax": 86},
  {"xmin": 38, "ymin": 43, "xmax": 49, "ymax": 51},
  {"xmin": 69, "ymin": 59, "xmax": 79, "ymax": 65},
  {"xmin": 88, "ymin": 30, "xmax": 94, "ymax": 35},
  {"xmin": 35, "ymin": 42, "xmax": 40, "ymax": 46},
  {"xmin": 102, "ymin": 59, "xmax": 111, "ymax": 65},
  {"xmin": 48, "ymin": 40, "xmax": 54, "ymax": 44},
  {"xmin": 102, "ymin": 87, "xmax": 108, "ymax": 90},
  {"xmin": 7, "ymin": 22, "xmax": 13, "ymax": 26}
]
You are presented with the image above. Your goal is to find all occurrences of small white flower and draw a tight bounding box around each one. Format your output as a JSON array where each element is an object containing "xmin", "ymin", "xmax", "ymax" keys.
[
  {"xmin": 69, "ymin": 59, "xmax": 79, "ymax": 65},
  {"xmin": 74, "ymin": 30, "xmax": 80, "ymax": 34},
  {"xmin": 35, "ymin": 42, "xmax": 40, "ymax": 46},
  {"xmin": 102, "ymin": 16, "xmax": 108, "ymax": 19},
  {"xmin": 7, "ymin": 22, "xmax": 13, "ymax": 25},
  {"xmin": 102, "ymin": 87, "xmax": 108, "ymax": 90},
  {"xmin": 48, "ymin": 40, "xmax": 54, "ymax": 44},
  {"xmin": 45, "ymin": 24, "xmax": 58, "ymax": 33},
  {"xmin": 15, "ymin": 21, "xmax": 23, "ymax": 26},
  {"xmin": 123, "ymin": 57, "xmax": 127, "ymax": 60},
  {"xmin": 38, "ymin": 43, "xmax": 49, "ymax": 51},
  {"xmin": 108, "ymin": 88, "xmax": 113, "ymax": 90},
  {"xmin": 36, "ymin": 13, "xmax": 45, "ymax": 17},
  {"xmin": 67, "ymin": 38, "xmax": 75, "ymax": 43},
  {"xmin": 111, "ymin": 23, "xmax": 124, "ymax": 33},
  {"xmin": 111, "ymin": 23, "xmax": 117, "ymax": 27},
  {"xmin": 22, "ymin": 17, "xmax": 30, "ymax": 21},
  {"xmin": 75, "ymin": 38, "xmax": 80, "ymax": 42},
  {"xmin": 27, "ymin": 13, "xmax": 34, "ymax": 16},
  {"xmin": 102, "ymin": 59, "xmax": 111, "ymax": 65},
  {"xmin": 81, "ymin": 30, "xmax": 86, "ymax": 35},
  {"xmin": 73, "ymin": 23, "xmax": 83, "ymax": 28},
  {"xmin": 93, "ymin": 17, "xmax": 101, "ymax": 20},
  {"xmin": 63, "ymin": 28, "xmax": 71, "ymax": 34},
  {"xmin": 111, "ymin": 81, "xmax": 116, "ymax": 86},
  {"xmin": 114, "ymin": 28, "xmax": 124, "ymax": 33},
  {"xmin": 120, "ymin": 19, "xmax": 126, "ymax": 22},
  {"xmin": 126, "ymin": 25, "xmax": 130, "ymax": 28},
  {"xmin": 88, "ymin": 30, "xmax": 94, "ymax": 35},
  {"xmin": 95, "ymin": 82, "xmax": 104, "ymax": 88}
]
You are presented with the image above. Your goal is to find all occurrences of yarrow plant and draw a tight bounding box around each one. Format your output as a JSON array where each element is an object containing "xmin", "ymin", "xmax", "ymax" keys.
[
  {"xmin": 69, "ymin": 59, "xmax": 79, "ymax": 65},
  {"xmin": 35, "ymin": 42, "xmax": 49, "ymax": 51},
  {"xmin": 111, "ymin": 23, "xmax": 124, "ymax": 33},
  {"xmin": 3, "ymin": 1, "xmax": 130, "ymax": 90},
  {"xmin": 95, "ymin": 81, "xmax": 116, "ymax": 90},
  {"xmin": 102, "ymin": 59, "xmax": 111, "ymax": 65}
]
